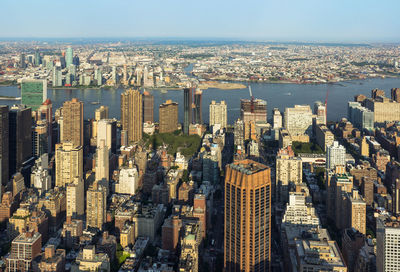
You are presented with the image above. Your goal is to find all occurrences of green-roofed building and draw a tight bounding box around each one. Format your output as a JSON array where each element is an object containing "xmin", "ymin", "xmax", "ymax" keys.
[{"xmin": 21, "ymin": 79, "xmax": 47, "ymax": 111}]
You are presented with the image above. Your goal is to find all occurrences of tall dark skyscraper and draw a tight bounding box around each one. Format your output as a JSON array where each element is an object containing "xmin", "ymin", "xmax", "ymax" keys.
[
  {"xmin": 143, "ymin": 91, "xmax": 154, "ymax": 123},
  {"xmin": 183, "ymin": 88, "xmax": 192, "ymax": 134},
  {"xmin": 224, "ymin": 159, "xmax": 271, "ymax": 272},
  {"xmin": 9, "ymin": 105, "xmax": 32, "ymax": 177},
  {"xmin": 34, "ymin": 49, "xmax": 41, "ymax": 66},
  {"xmin": 194, "ymin": 89, "xmax": 202, "ymax": 124},
  {"xmin": 0, "ymin": 106, "xmax": 9, "ymax": 186},
  {"xmin": 20, "ymin": 53, "xmax": 26, "ymax": 68}
]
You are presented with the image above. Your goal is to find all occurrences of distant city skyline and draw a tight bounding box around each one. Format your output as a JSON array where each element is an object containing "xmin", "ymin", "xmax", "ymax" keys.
[{"xmin": 1, "ymin": 0, "xmax": 400, "ymax": 42}]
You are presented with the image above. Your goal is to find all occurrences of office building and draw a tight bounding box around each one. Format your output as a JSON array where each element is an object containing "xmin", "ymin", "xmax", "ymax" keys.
[
  {"xmin": 52, "ymin": 67, "xmax": 62, "ymax": 87},
  {"xmin": 194, "ymin": 89, "xmax": 202, "ymax": 124},
  {"xmin": 348, "ymin": 102, "xmax": 374, "ymax": 131},
  {"xmin": 143, "ymin": 91, "xmax": 154, "ymax": 123},
  {"xmin": 276, "ymin": 146, "xmax": 302, "ymax": 203},
  {"xmin": 326, "ymin": 141, "xmax": 346, "ymax": 170},
  {"xmin": 209, "ymin": 100, "xmax": 227, "ymax": 129},
  {"xmin": 284, "ymin": 105, "xmax": 313, "ymax": 136},
  {"xmin": 234, "ymin": 119, "xmax": 244, "ymax": 146},
  {"xmin": 61, "ymin": 98, "xmax": 83, "ymax": 147},
  {"xmin": 0, "ymin": 105, "xmax": 9, "ymax": 185},
  {"xmin": 55, "ymin": 143, "xmax": 83, "ymax": 187},
  {"xmin": 33, "ymin": 121, "xmax": 48, "ymax": 157},
  {"xmin": 9, "ymin": 105, "xmax": 32, "ymax": 177},
  {"xmin": 66, "ymin": 177, "xmax": 84, "ymax": 219},
  {"xmin": 159, "ymin": 100, "xmax": 178, "ymax": 133},
  {"xmin": 20, "ymin": 53, "xmax": 26, "ymax": 68},
  {"xmin": 21, "ymin": 79, "xmax": 47, "ymax": 111},
  {"xmin": 121, "ymin": 89, "xmax": 142, "ymax": 143},
  {"xmin": 6, "ymin": 230, "xmax": 42, "ymax": 272},
  {"xmin": 30, "ymin": 161, "xmax": 51, "ymax": 196},
  {"xmin": 376, "ymin": 215, "xmax": 400, "ymax": 272},
  {"xmin": 282, "ymin": 192, "xmax": 320, "ymax": 227},
  {"xmin": 183, "ymin": 88, "xmax": 192, "ymax": 134},
  {"xmin": 86, "ymin": 181, "xmax": 107, "ymax": 230},
  {"xmin": 224, "ymin": 159, "xmax": 271, "ymax": 272}
]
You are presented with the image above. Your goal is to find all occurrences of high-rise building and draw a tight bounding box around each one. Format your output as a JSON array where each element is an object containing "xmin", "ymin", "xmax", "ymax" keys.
[
  {"xmin": 142, "ymin": 91, "xmax": 154, "ymax": 123},
  {"xmin": 21, "ymin": 79, "xmax": 47, "ymax": 111},
  {"xmin": 97, "ymin": 119, "xmax": 116, "ymax": 154},
  {"xmin": 364, "ymin": 95, "xmax": 400, "ymax": 123},
  {"xmin": 92, "ymin": 106, "xmax": 109, "ymax": 140},
  {"xmin": 20, "ymin": 53, "xmax": 26, "ymax": 68},
  {"xmin": 272, "ymin": 108, "xmax": 282, "ymax": 129},
  {"xmin": 326, "ymin": 141, "xmax": 346, "ymax": 170},
  {"xmin": 66, "ymin": 177, "xmax": 84, "ymax": 219},
  {"xmin": 376, "ymin": 215, "xmax": 400, "ymax": 272},
  {"xmin": 275, "ymin": 146, "xmax": 302, "ymax": 203},
  {"xmin": 224, "ymin": 159, "xmax": 271, "ymax": 272},
  {"xmin": 55, "ymin": 143, "xmax": 83, "ymax": 187},
  {"xmin": 183, "ymin": 88, "xmax": 192, "ymax": 134},
  {"xmin": 95, "ymin": 139, "xmax": 109, "ymax": 182},
  {"xmin": 313, "ymin": 101, "xmax": 327, "ymax": 125},
  {"xmin": 9, "ymin": 105, "xmax": 32, "ymax": 178},
  {"xmin": 194, "ymin": 89, "xmax": 202, "ymax": 124},
  {"xmin": 209, "ymin": 100, "xmax": 227, "ymax": 129},
  {"xmin": 86, "ymin": 181, "xmax": 107, "ymax": 230},
  {"xmin": 60, "ymin": 98, "xmax": 83, "ymax": 147},
  {"xmin": 0, "ymin": 106, "xmax": 9, "ymax": 185},
  {"xmin": 315, "ymin": 125, "xmax": 334, "ymax": 152},
  {"xmin": 34, "ymin": 49, "xmax": 41, "ymax": 66},
  {"xmin": 30, "ymin": 157, "xmax": 51, "ymax": 196},
  {"xmin": 32, "ymin": 120, "xmax": 48, "ymax": 157},
  {"xmin": 52, "ymin": 67, "xmax": 62, "ymax": 87},
  {"xmin": 121, "ymin": 89, "xmax": 142, "ymax": 143},
  {"xmin": 6, "ymin": 230, "xmax": 42, "ymax": 272},
  {"xmin": 115, "ymin": 167, "xmax": 139, "ymax": 195},
  {"xmin": 159, "ymin": 100, "xmax": 178, "ymax": 133},
  {"xmin": 284, "ymin": 105, "xmax": 313, "ymax": 136},
  {"xmin": 66, "ymin": 47, "xmax": 73, "ymax": 68},
  {"xmin": 240, "ymin": 98, "xmax": 267, "ymax": 123}
]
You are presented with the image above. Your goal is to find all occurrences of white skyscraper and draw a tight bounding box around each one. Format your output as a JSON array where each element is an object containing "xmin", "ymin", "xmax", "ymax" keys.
[
  {"xmin": 66, "ymin": 177, "xmax": 85, "ymax": 219},
  {"xmin": 97, "ymin": 119, "xmax": 115, "ymax": 153},
  {"xmin": 115, "ymin": 166, "xmax": 139, "ymax": 195},
  {"xmin": 377, "ymin": 215, "xmax": 400, "ymax": 272},
  {"xmin": 95, "ymin": 140, "xmax": 109, "ymax": 182},
  {"xmin": 209, "ymin": 100, "xmax": 227, "ymax": 129},
  {"xmin": 326, "ymin": 141, "xmax": 346, "ymax": 170},
  {"xmin": 282, "ymin": 193, "xmax": 320, "ymax": 227}
]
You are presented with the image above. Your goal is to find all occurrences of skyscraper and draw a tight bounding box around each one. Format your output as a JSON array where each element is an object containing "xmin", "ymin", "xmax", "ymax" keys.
[
  {"xmin": 326, "ymin": 141, "xmax": 346, "ymax": 170},
  {"xmin": 21, "ymin": 79, "xmax": 47, "ymax": 111},
  {"xmin": 159, "ymin": 100, "xmax": 178, "ymax": 133},
  {"xmin": 66, "ymin": 47, "xmax": 73, "ymax": 68},
  {"xmin": 272, "ymin": 108, "xmax": 282, "ymax": 129},
  {"xmin": 20, "ymin": 53, "xmax": 26, "ymax": 69},
  {"xmin": 143, "ymin": 91, "xmax": 154, "ymax": 123},
  {"xmin": 86, "ymin": 181, "xmax": 107, "ymax": 230},
  {"xmin": 52, "ymin": 67, "xmax": 62, "ymax": 87},
  {"xmin": 97, "ymin": 119, "xmax": 116, "ymax": 154},
  {"xmin": 209, "ymin": 100, "xmax": 227, "ymax": 129},
  {"xmin": 95, "ymin": 139, "xmax": 109, "ymax": 182},
  {"xmin": 193, "ymin": 89, "xmax": 202, "ymax": 124},
  {"xmin": 61, "ymin": 98, "xmax": 83, "ymax": 147},
  {"xmin": 376, "ymin": 215, "xmax": 400, "ymax": 272},
  {"xmin": 224, "ymin": 159, "xmax": 271, "ymax": 272},
  {"xmin": 55, "ymin": 143, "xmax": 83, "ymax": 187},
  {"xmin": 240, "ymin": 98, "xmax": 267, "ymax": 123},
  {"xmin": 66, "ymin": 177, "xmax": 84, "ymax": 219},
  {"xmin": 9, "ymin": 105, "xmax": 32, "ymax": 178},
  {"xmin": 34, "ymin": 49, "xmax": 41, "ymax": 66},
  {"xmin": 0, "ymin": 106, "xmax": 9, "ymax": 186},
  {"xmin": 183, "ymin": 88, "xmax": 192, "ymax": 134},
  {"xmin": 121, "ymin": 89, "xmax": 142, "ymax": 143}
]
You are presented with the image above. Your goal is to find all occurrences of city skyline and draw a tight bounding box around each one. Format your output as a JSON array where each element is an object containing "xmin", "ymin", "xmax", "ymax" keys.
[{"xmin": 0, "ymin": 0, "xmax": 399, "ymax": 42}]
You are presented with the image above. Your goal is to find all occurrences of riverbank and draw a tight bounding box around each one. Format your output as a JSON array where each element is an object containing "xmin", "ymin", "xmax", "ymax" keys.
[{"xmin": 198, "ymin": 81, "xmax": 247, "ymax": 90}]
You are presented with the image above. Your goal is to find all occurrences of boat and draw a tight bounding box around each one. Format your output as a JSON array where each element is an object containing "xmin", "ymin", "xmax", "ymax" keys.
[
  {"xmin": 160, "ymin": 89, "xmax": 168, "ymax": 94},
  {"xmin": 284, "ymin": 92, "xmax": 292, "ymax": 96},
  {"xmin": 91, "ymin": 101, "xmax": 100, "ymax": 105}
]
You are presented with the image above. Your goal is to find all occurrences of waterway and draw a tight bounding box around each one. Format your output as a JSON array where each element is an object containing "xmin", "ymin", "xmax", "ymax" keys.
[{"xmin": 0, "ymin": 77, "xmax": 400, "ymax": 124}]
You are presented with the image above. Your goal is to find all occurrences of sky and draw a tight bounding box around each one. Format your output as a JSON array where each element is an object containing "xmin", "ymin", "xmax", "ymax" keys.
[{"xmin": 1, "ymin": 0, "xmax": 399, "ymax": 42}]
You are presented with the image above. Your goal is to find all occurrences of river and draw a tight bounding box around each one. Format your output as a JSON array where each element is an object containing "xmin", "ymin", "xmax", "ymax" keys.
[{"xmin": 0, "ymin": 77, "xmax": 400, "ymax": 124}]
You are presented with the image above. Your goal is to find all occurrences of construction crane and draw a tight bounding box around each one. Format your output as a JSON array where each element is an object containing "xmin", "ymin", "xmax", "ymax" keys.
[
  {"xmin": 325, "ymin": 88, "xmax": 330, "ymax": 122},
  {"xmin": 248, "ymin": 84, "xmax": 255, "ymax": 113}
]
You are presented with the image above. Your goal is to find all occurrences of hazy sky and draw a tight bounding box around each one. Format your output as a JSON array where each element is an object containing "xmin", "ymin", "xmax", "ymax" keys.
[{"xmin": 1, "ymin": 0, "xmax": 399, "ymax": 42}]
